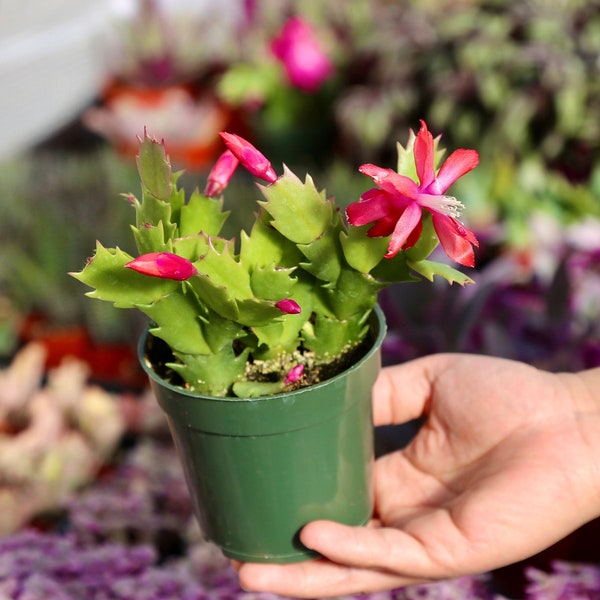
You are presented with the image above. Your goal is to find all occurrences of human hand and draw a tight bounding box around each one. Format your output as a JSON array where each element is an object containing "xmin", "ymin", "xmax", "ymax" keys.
[{"xmin": 235, "ymin": 353, "xmax": 600, "ymax": 597}]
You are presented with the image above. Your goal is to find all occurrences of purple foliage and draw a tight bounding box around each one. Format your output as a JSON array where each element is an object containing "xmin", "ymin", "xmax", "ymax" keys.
[
  {"xmin": 0, "ymin": 530, "xmax": 206, "ymax": 600},
  {"xmin": 524, "ymin": 560, "xmax": 600, "ymax": 599}
]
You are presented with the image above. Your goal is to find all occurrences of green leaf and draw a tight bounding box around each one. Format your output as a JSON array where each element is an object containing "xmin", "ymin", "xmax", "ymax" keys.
[
  {"xmin": 258, "ymin": 168, "xmax": 333, "ymax": 244},
  {"xmin": 195, "ymin": 239, "xmax": 253, "ymax": 298},
  {"xmin": 135, "ymin": 192, "xmax": 175, "ymax": 232},
  {"xmin": 319, "ymin": 268, "xmax": 383, "ymax": 320},
  {"xmin": 251, "ymin": 278, "xmax": 313, "ymax": 355},
  {"xmin": 340, "ymin": 224, "xmax": 389, "ymax": 273},
  {"xmin": 370, "ymin": 252, "xmax": 418, "ymax": 283},
  {"xmin": 302, "ymin": 311, "xmax": 369, "ymax": 359},
  {"xmin": 136, "ymin": 134, "xmax": 173, "ymax": 200},
  {"xmin": 131, "ymin": 222, "xmax": 172, "ymax": 255},
  {"xmin": 403, "ymin": 213, "xmax": 439, "ymax": 262},
  {"xmin": 180, "ymin": 190, "xmax": 229, "ymax": 237},
  {"xmin": 232, "ymin": 380, "xmax": 286, "ymax": 399},
  {"xmin": 407, "ymin": 259, "xmax": 475, "ymax": 285},
  {"xmin": 297, "ymin": 228, "xmax": 343, "ymax": 283},
  {"xmin": 250, "ymin": 264, "xmax": 297, "ymax": 300},
  {"xmin": 239, "ymin": 212, "xmax": 302, "ymax": 270},
  {"xmin": 236, "ymin": 298, "xmax": 286, "ymax": 327},
  {"xmin": 188, "ymin": 273, "xmax": 239, "ymax": 320},
  {"xmin": 139, "ymin": 291, "xmax": 211, "ymax": 355},
  {"xmin": 71, "ymin": 243, "xmax": 178, "ymax": 307},
  {"xmin": 172, "ymin": 234, "xmax": 211, "ymax": 261},
  {"xmin": 170, "ymin": 345, "xmax": 249, "ymax": 397},
  {"xmin": 200, "ymin": 308, "xmax": 246, "ymax": 354}
]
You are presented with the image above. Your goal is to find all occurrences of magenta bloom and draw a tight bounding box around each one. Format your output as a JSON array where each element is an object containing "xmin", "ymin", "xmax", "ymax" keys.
[
  {"xmin": 125, "ymin": 252, "xmax": 197, "ymax": 281},
  {"xmin": 284, "ymin": 364, "xmax": 304, "ymax": 384},
  {"xmin": 205, "ymin": 150, "xmax": 239, "ymax": 197},
  {"xmin": 346, "ymin": 120, "xmax": 480, "ymax": 267},
  {"xmin": 270, "ymin": 16, "xmax": 334, "ymax": 93},
  {"xmin": 275, "ymin": 298, "xmax": 302, "ymax": 314},
  {"xmin": 219, "ymin": 132, "xmax": 277, "ymax": 184}
]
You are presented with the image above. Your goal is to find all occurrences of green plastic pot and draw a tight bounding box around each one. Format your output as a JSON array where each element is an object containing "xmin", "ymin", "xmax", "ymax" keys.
[{"xmin": 138, "ymin": 306, "xmax": 386, "ymax": 563}]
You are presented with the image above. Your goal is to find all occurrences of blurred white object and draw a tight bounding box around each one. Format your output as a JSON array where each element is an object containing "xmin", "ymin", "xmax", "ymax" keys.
[{"xmin": 0, "ymin": 1, "xmax": 112, "ymax": 162}]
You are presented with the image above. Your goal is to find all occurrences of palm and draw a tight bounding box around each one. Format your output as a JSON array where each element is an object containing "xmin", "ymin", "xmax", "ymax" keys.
[{"xmin": 371, "ymin": 355, "xmax": 593, "ymax": 575}]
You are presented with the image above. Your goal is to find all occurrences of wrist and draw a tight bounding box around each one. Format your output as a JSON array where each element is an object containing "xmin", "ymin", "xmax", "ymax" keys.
[{"xmin": 559, "ymin": 368, "xmax": 600, "ymax": 519}]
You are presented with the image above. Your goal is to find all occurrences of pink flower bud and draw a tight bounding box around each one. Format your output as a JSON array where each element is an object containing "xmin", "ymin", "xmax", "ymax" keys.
[
  {"xmin": 275, "ymin": 298, "xmax": 302, "ymax": 314},
  {"xmin": 219, "ymin": 132, "xmax": 277, "ymax": 184},
  {"xmin": 270, "ymin": 17, "xmax": 334, "ymax": 93},
  {"xmin": 205, "ymin": 150, "xmax": 240, "ymax": 197},
  {"xmin": 125, "ymin": 252, "xmax": 197, "ymax": 281},
  {"xmin": 285, "ymin": 364, "xmax": 304, "ymax": 385}
]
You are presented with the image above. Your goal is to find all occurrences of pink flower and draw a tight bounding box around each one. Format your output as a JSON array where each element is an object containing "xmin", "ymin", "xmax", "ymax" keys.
[
  {"xmin": 219, "ymin": 132, "xmax": 277, "ymax": 184},
  {"xmin": 270, "ymin": 16, "xmax": 334, "ymax": 93},
  {"xmin": 275, "ymin": 298, "xmax": 302, "ymax": 314},
  {"xmin": 205, "ymin": 150, "xmax": 239, "ymax": 197},
  {"xmin": 284, "ymin": 364, "xmax": 304, "ymax": 384},
  {"xmin": 125, "ymin": 252, "xmax": 197, "ymax": 281},
  {"xmin": 346, "ymin": 120, "xmax": 480, "ymax": 267}
]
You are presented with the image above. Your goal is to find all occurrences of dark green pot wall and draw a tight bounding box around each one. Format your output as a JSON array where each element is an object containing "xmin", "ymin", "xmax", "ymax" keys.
[{"xmin": 139, "ymin": 306, "xmax": 386, "ymax": 563}]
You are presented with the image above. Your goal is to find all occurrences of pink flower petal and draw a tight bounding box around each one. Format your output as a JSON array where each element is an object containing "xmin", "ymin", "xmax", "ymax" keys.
[
  {"xmin": 435, "ymin": 149, "xmax": 480, "ymax": 194},
  {"xmin": 359, "ymin": 165, "xmax": 418, "ymax": 200},
  {"xmin": 346, "ymin": 194, "xmax": 392, "ymax": 226},
  {"xmin": 385, "ymin": 202, "xmax": 422, "ymax": 258},
  {"xmin": 431, "ymin": 214, "xmax": 478, "ymax": 267},
  {"xmin": 414, "ymin": 120, "xmax": 436, "ymax": 189},
  {"xmin": 271, "ymin": 17, "xmax": 334, "ymax": 92}
]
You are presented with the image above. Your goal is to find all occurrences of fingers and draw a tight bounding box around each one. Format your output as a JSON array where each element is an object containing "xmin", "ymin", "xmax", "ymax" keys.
[
  {"xmin": 236, "ymin": 557, "xmax": 418, "ymax": 598},
  {"xmin": 372, "ymin": 354, "xmax": 456, "ymax": 427},
  {"xmin": 300, "ymin": 520, "xmax": 441, "ymax": 576},
  {"xmin": 236, "ymin": 520, "xmax": 448, "ymax": 598}
]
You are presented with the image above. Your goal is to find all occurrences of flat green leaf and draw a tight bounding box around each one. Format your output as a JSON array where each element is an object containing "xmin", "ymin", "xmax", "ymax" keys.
[
  {"xmin": 403, "ymin": 213, "xmax": 439, "ymax": 262},
  {"xmin": 258, "ymin": 168, "xmax": 333, "ymax": 244},
  {"xmin": 340, "ymin": 224, "xmax": 389, "ymax": 273},
  {"xmin": 180, "ymin": 191, "xmax": 229, "ymax": 237},
  {"xmin": 250, "ymin": 264, "xmax": 297, "ymax": 299},
  {"xmin": 172, "ymin": 234, "xmax": 210, "ymax": 261},
  {"xmin": 139, "ymin": 291, "xmax": 211, "ymax": 355},
  {"xmin": 407, "ymin": 259, "xmax": 475, "ymax": 285},
  {"xmin": 71, "ymin": 243, "xmax": 178, "ymax": 307},
  {"xmin": 236, "ymin": 298, "xmax": 286, "ymax": 327},
  {"xmin": 136, "ymin": 134, "xmax": 173, "ymax": 200},
  {"xmin": 170, "ymin": 345, "xmax": 249, "ymax": 397},
  {"xmin": 131, "ymin": 222, "xmax": 172, "ymax": 255},
  {"xmin": 297, "ymin": 227, "xmax": 343, "ymax": 283},
  {"xmin": 240, "ymin": 212, "xmax": 302, "ymax": 270},
  {"xmin": 319, "ymin": 269, "xmax": 383, "ymax": 320},
  {"xmin": 194, "ymin": 240, "xmax": 253, "ymax": 299},
  {"xmin": 302, "ymin": 311, "xmax": 369, "ymax": 359},
  {"xmin": 188, "ymin": 274, "xmax": 239, "ymax": 320},
  {"xmin": 232, "ymin": 380, "xmax": 285, "ymax": 398}
]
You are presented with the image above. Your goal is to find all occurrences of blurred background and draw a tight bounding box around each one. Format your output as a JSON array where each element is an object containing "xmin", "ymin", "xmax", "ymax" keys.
[{"xmin": 0, "ymin": 1, "xmax": 600, "ymax": 597}]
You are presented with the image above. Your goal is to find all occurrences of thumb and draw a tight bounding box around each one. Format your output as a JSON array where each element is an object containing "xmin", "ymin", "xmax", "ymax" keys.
[{"xmin": 372, "ymin": 354, "xmax": 456, "ymax": 427}]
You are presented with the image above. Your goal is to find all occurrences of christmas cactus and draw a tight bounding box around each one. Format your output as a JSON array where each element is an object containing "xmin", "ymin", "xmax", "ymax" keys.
[{"xmin": 72, "ymin": 121, "xmax": 479, "ymax": 398}]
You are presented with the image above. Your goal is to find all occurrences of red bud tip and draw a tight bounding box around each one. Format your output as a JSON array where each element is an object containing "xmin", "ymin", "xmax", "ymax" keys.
[
  {"xmin": 285, "ymin": 364, "xmax": 304, "ymax": 385},
  {"xmin": 125, "ymin": 252, "xmax": 197, "ymax": 281},
  {"xmin": 275, "ymin": 298, "xmax": 302, "ymax": 314},
  {"xmin": 219, "ymin": 132, "xmax": 277, "ymax": 184},
  {"xmin": 205, "ymin": 150, "xmax": 240, "ymax": 197}
]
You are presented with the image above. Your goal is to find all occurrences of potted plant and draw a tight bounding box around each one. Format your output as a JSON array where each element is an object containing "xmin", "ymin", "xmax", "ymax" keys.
[{"xmin": 72, "ymin": 120, "xmax": 479, "ymax": 562}]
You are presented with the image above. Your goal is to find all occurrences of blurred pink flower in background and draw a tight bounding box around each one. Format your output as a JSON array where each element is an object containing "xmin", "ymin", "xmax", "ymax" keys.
[{"xmin": 270, "ymin": 16, "xmax": 334, "ymax": 93}]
